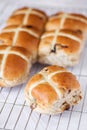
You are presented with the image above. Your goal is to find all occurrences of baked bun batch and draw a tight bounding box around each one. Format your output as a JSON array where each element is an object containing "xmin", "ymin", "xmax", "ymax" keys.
[
  {"xmin": 0, "ymin": 7, "xmax": 47, "ymax": 86},
  {"xmin": 39, "ymin": 12, "xmax": 87, "ymax": 67},
  {"xmin": 0, "ymin": 7, "xmax": 87, "ymax": 114}
]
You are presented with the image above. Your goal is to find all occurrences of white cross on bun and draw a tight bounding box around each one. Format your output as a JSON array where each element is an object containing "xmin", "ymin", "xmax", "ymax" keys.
[
  {"xmin": 38, "ymin": 29, "xmax": 84, "ymax": 67},
  {"xmin": 7, "ymin": 7, "xmax": 48, "ymax": 33},
  {"xmin": 24, "ymin": 65, "xmax": 82, "ymax": 115},
  {"xmin": 38, "ymin": 12, "xmax": 87, "ymax": 67},
  {"xmin": 0, "ymin": 45, "xmax": 32, "ymax": 87},
  {"xmin": 0, "ymin": 7, "xmax": 87, "ymax": 87},
  {"xmin": 45, "ymin": 12, "xmax": 87, "ymax": 36},
  {"xmin": 0, "ymin": 25, "xmax": 41, "ymax": 63}
]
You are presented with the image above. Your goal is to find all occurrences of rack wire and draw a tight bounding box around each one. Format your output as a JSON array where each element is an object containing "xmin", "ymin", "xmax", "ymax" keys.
[{"xmin": 0, "ymin": 1, "xmax": 87, "ymax": 130}]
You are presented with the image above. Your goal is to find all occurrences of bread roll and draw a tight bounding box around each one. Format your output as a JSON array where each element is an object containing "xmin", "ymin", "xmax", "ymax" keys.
[
  {"xmin": 24, "ymin": 65, "xmax": 82, "ymax": 115},
  {"xmin": 0, "ymin": 25, "xmax": 41, "ymax": 63},
  {"xmin": 7, "ymin": 7, "xmax": 48, "ymax": 33},
  {"xmin": 38, "ymin": 29, "xmax": 84, "ymax": 67},
  {"xmin": 46, "ymin": 12, "xmax": 87, "ymax": 37},
  {"xmin": 0, "ymin": 45, "xmax": 32, "ymax": 87}
]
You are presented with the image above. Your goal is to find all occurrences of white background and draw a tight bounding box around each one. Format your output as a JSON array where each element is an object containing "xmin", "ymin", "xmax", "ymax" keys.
[{"xmin": 0, "ymin": 0, "xmax": 87, "ymax": 8}]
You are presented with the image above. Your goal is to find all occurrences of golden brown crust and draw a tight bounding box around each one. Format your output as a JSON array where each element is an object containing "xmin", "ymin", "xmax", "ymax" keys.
[
  {"xmin": 51, "ymin": 12, "xmax": 87, "ymax": 20},
  {"xmin": 25, "ymin": 74, "xmax": 43, "ymax": 90},
  {"xmin": 24, "ymin": 65, "xmax": 82, "ymax": 114},
  {"xmin": 7, "ymin": 7, "xmax": 48, "ymax": 32},
  {"xmin": 25, "ymin": 65, "xmax": 80, "ymax": 105},
  {"xmin": 0, "ymin": 55, "xmax": 4, "ymax": 65},
  {"xmin": 52, "ymin": 72, "xmax": 80, "ymax": 90},
  {"xmin": 10, "ymin": 46, "xmax": 31, "ymax": 59},
  {"xmin": 3, "ymin": 54, "xmax": 27, "ymax": 80},
  {"xmin": 0, "ymin": 25, "xmax": 41, "ymax": 62},
  {"xmin": 32, "ymin": 82, "xmax": 57, "ymax": 104},
  {"xmin": 64, "ymin": 18, "xmax": 87, "ymax": 33},
  {"xmin": 60, "ymin": 29, "xmax": 83, "ymax": 39},
  {"xmin": 39, "ymin": 29, "xmax": 82, "ymax": 54},
  {"xmin": 56, "ymin": 36, "xmax": 80, "ymax": 53},
  {"xmin": 41, "ymin": 65, "xmax": 66, "ymax": 75},
  {"xmin": 38, "ymin": 12, "xmax": 86, "ymax": 67},
  {"xmin": 13, "ymin": 7, "xmax": 47, "ymax": 16},
  {"xmin": 2, "ymin": 25, "xmax": 41, "ymax": 35},
  {"xmin": 0, "ymin": 45, "xmax": 32, "ymax": 87},
  {"xmin": 70, "ymin": 13, "xmax": 87, "ymax": 20},
  {"xmin": 46, "ymin": 12, "xmax": 87, "ymax": 33}
]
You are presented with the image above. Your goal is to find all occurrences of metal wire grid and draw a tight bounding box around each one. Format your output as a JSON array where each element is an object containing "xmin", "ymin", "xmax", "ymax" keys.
[{"xmin": 0, "ymin": 2, "xmax": 87, "ymax": 130}]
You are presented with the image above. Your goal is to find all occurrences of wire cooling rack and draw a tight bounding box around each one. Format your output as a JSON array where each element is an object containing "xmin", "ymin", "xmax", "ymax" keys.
[{"xmin": 0, "ymin": 1, "xmax": 87, "ymax": 130}]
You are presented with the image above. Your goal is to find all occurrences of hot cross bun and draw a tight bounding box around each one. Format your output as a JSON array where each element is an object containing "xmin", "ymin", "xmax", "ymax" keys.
[
  {"xmin": 38, "ymin": 29, "xmax": 84, "ymax": 67},
  {"xmin": 0, "ymin": 45, "xmax": 32, "ymax": 87},
  {"xmin": 24, "ymin": 65, "xmax": 82, "ymax": 115},
  {"xmin": 7, "ymin": 7, "xmax": 48, "ymax": 33},
  {"xmin": 0, "ymin": 25, "xmax": 41, "ymax": 62},
  {"xmin": 45, "ymin": 12, "xmax": 87, "ymax": 37}
]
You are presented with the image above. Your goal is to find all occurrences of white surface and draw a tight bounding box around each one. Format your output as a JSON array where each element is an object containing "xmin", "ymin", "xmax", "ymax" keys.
[
  {"xmin": 0, "ymin": 1, "xmax": 87, "ymax": 130},
  {"xmin": 1, "ymin": 0, "xmax": 87, "ymax": 8}
]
